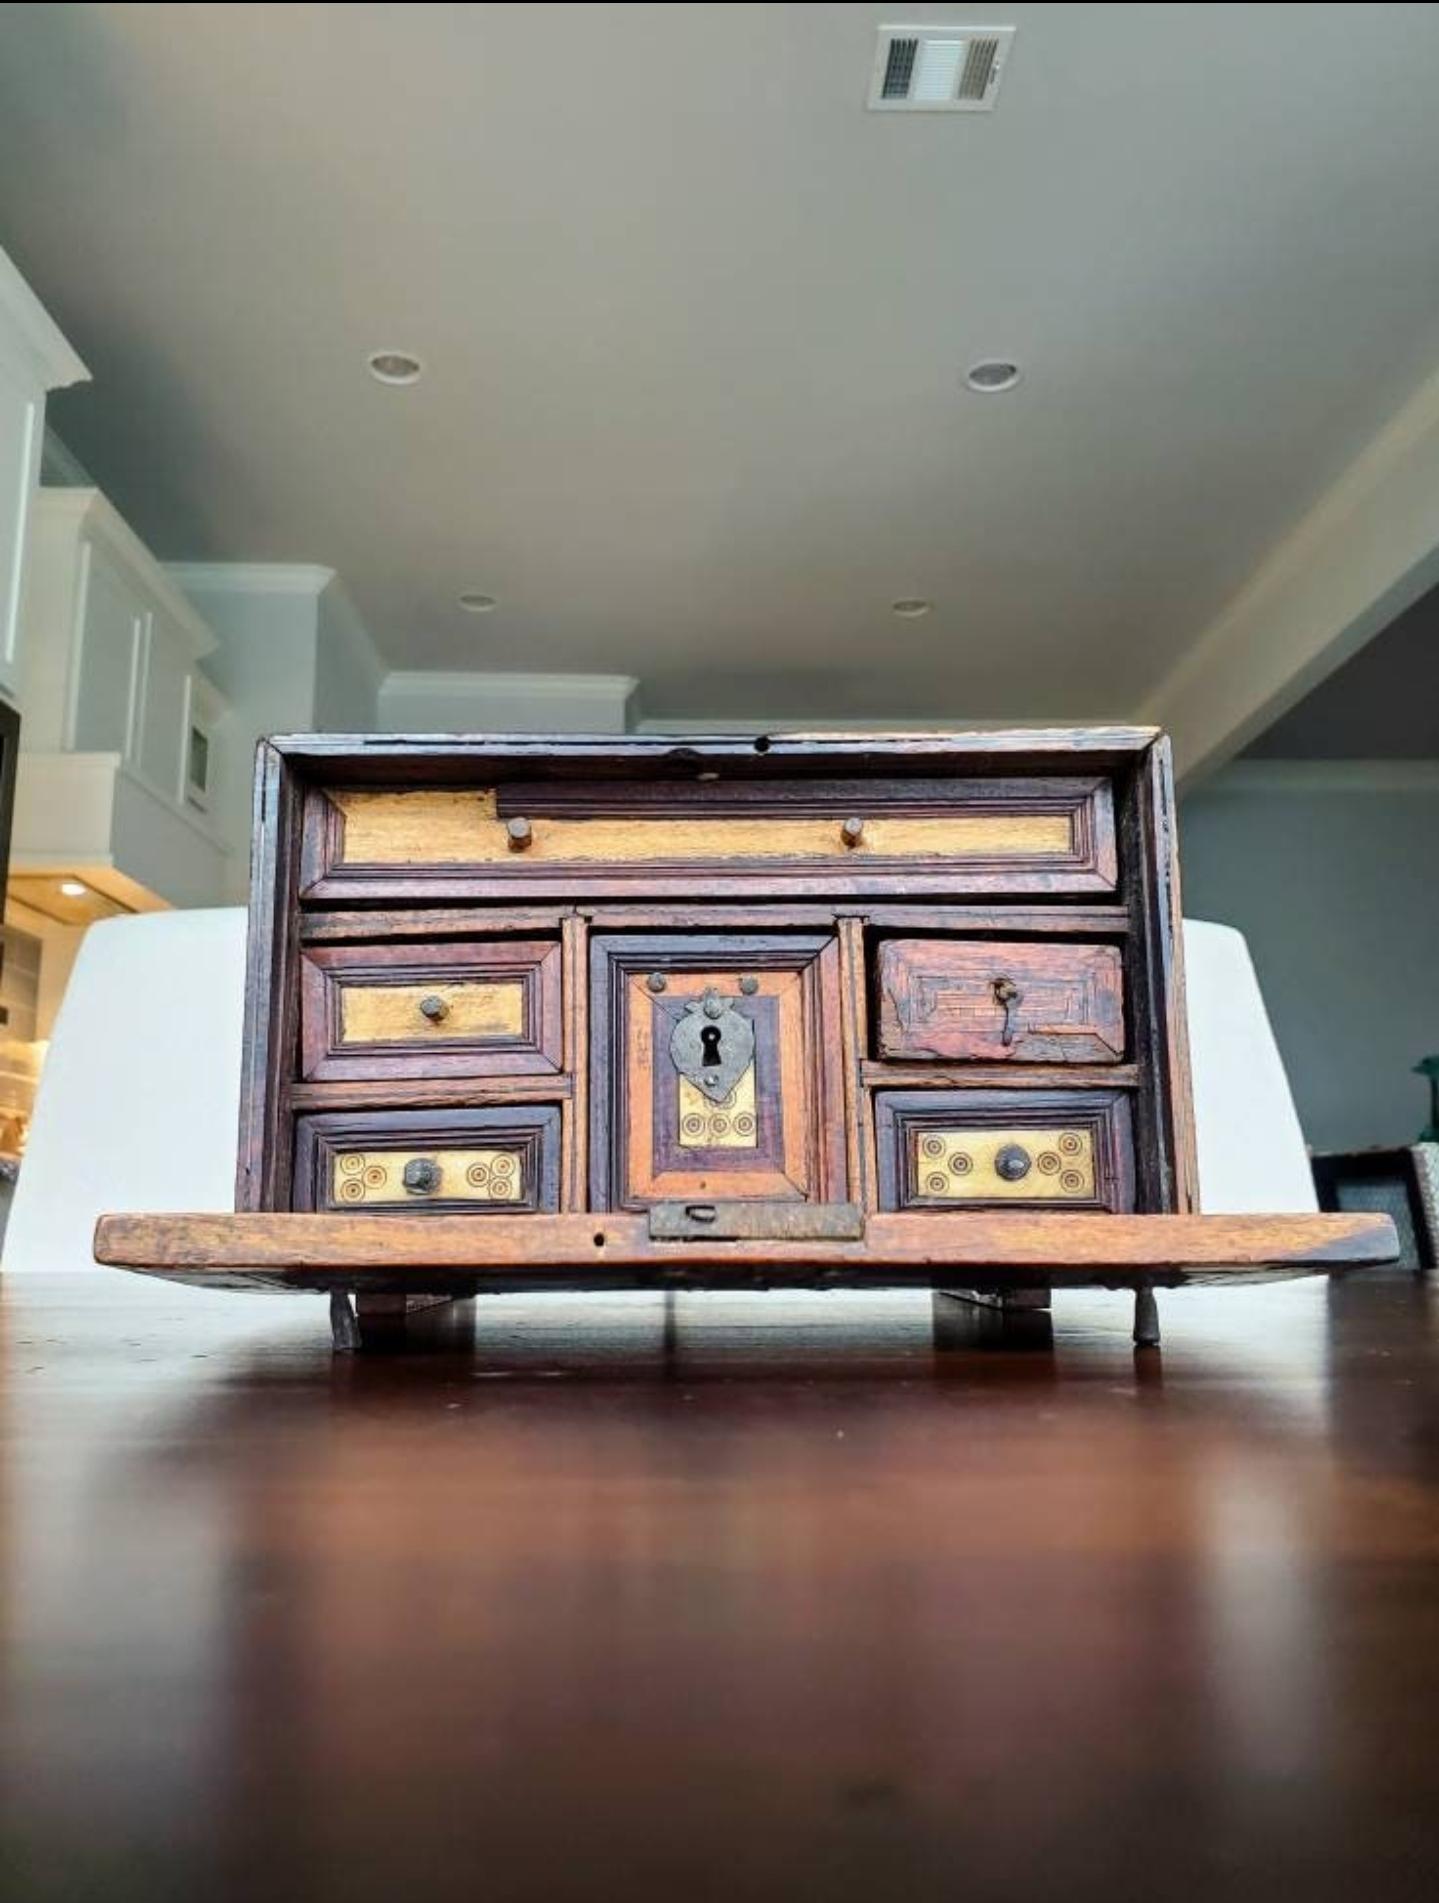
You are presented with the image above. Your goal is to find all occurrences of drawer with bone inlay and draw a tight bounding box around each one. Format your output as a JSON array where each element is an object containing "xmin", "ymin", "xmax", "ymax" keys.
[
  {"xmin": 875, "ymin": 939, "xmax": 1125, "ymax": 1064},
  {"xmin": 299, "ymin": 938, "xmax": 562, "ymax": 1081},
  {"xmin": 874, "ymin": 1089, "xmax": 1134, "ymax": 1212},
  {"xmin": 293, "ymin": 1106, "xmax": 560, "ymax": 1215}
]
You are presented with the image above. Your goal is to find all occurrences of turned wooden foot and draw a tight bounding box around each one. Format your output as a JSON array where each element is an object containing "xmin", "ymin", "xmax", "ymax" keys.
[
  {"xmin": 329, "ymin": 1290, "xmax": 361, "ymax": 1353},
  {"xmin": 1133, "ymin": 1285, "xmax": 1161, "ymax": 1349}
]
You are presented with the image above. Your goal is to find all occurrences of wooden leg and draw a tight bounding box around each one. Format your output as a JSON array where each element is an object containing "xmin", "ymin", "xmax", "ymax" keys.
[
  {"xmin": 329, "ymin": 1290, "xmax": 360, "ymax": 1354},
  {"xmin": 1133, "ymin": 1285, "xmax": 1161, "ymax": 1349}
]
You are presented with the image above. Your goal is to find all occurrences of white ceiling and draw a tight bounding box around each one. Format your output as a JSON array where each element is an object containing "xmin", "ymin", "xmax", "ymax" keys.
[{"xmin": 5, "ymin": 3, "xmax": 1439, "ymax": 721}]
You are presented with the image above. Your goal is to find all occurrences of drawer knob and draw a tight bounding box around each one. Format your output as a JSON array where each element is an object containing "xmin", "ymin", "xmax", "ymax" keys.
[
  {"xmin": 992, "ymin": 975, "xmax": 1023, "ymax": 1047},
  {"xmin": 506, "ymin": 816, "xmax": 534, "ymax": 851},
  {"xmin": 402, "ymin": 1157, "xmax": 443, "ymax": 1195},
  {"xmin": 994, "ymin": 1143, "xmax": 1032, "ymax": 1183},
  {"xmin": 840, "ymin": 816, "xmax": 865, "ymax": 849},
  {"xmin": 418, "ymin": 993, "xmax": 450, "ymax": 1023}
]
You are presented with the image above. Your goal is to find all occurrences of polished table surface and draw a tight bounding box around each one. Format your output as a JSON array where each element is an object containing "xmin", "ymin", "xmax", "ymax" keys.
[{"xmin": 2, "ymin": 1270, "xmax": 1438, "ymax": 1903}]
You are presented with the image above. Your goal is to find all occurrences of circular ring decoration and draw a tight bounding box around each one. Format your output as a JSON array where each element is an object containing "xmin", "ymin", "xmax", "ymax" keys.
[
  {"xmin": 1037, "ymin": 1151, "xmax": 1061, "ymax": 1175},
  {"xmin": 1058, "ymin": 1132, "xmax": 1083, "ymax": 1156},
  {"xmin": 338, "ymin": 1153, "xmax": 365, "ymax": 1176},
  {"xmin": 949, "ymin": 1151, "xmax": 973, "ymax": 1175},
  {"xmin": 1060, "ymin": 1169, "xmax": 1085, "ymax": 1193},
  {"xmin": 338, "ymin": 1179, "xmax": 365, "ymax": 1203},
  {"xmin": 363, "ymin": 1164, "xmax": 387, "ymax": 1188},
  {"xmin": 466, "ymin": 1161, "xmax": 491, "ymax": 1188},
  {"xmin": 682, "ymin": 1114, "xmax": 705, "ymax": 1138},
  {"xmin": 926, "ymin": 1172, "xmax": 950, "ymax": 1194},
  {"xmin": 922, "ymin": 1135, "xmax": 945, "ymax": 1160},
  {"xmin": 734, "ymin": 1112, "xmax": 756, "ymax": 1137},
  {"xmin": 711, "ymin": 1115, "xmax": 729, "ymax": 1137}
]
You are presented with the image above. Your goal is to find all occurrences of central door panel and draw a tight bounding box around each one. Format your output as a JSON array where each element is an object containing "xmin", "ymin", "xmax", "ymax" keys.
[{"xmin": 589, "ymin": 933, "xmax": 848, "ymax": 1211}]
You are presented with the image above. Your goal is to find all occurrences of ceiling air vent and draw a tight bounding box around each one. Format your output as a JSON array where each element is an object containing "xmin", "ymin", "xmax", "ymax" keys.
[{"xmin": 868, "ymin": 25, "xmax": 1016, "ymax": 112}]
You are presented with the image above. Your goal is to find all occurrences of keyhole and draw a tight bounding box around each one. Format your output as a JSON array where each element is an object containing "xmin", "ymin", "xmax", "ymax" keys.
[{"xmin": 700, "ymin": 1025, "xmax": 723, "ymax": 1067}]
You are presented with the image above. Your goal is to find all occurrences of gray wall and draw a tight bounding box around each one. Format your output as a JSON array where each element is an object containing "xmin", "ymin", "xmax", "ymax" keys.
[{"xmin": 1178, "ymin": 764, "xmax": 1439, "ymax": 1151}]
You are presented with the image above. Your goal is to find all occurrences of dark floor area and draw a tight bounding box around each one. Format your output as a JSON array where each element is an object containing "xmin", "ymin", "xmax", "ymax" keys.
[{"xmin": 2, "ymin": 1269, "xmax": 1438, "ymax": 1903}]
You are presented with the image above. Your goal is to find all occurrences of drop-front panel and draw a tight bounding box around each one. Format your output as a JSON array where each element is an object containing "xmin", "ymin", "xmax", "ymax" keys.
[{"xmin": 235, "ymin": 730, "xmax": 1197, "ymax": 1263}]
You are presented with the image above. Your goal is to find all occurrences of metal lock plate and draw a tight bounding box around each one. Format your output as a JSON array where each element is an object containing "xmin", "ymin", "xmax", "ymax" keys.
[
  {"xmin": 668, "ymin": 987, "xmax": 756, "ymax": 1103},
  {"xmin": 649, "ymin": 1201, "xmax": 865, "ymax": 1242}
]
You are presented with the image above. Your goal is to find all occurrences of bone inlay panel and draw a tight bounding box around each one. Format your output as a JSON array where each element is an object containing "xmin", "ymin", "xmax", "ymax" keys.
[
  {"xmin": 677, "ymin": 1066, "xmax": 759, "ymax": 1149},
  {"xmin": 331, "ymin": 1148, "xmax": 524, "ymax": 1205},
  {"xmin": 912, "ymin": 1127, "xmax": 1095, "ymax": 1201}
]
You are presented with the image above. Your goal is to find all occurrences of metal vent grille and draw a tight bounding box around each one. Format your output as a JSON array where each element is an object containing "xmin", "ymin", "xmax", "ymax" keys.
[
  {"xmin": 958, "ymin": 36, "xmax": 1000, "ymax": 100},
  {"xmin": 868, "ymin": 25, "xmax": 1016, "ymax": 112},
  {"xmin": 881, "ymin": 37, "xmax": 919, "ymax": 99}
]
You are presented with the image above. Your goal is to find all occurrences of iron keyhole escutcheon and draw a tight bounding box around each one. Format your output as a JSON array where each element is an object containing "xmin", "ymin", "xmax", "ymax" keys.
[{"xmin": 668, "ymin": 987, "xmax": 756, "ymax": 1102}]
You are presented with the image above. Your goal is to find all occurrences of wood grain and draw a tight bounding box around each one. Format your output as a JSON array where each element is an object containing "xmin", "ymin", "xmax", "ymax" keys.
[
  {"xmin": 561, "ymin": 915, "xmax": 588, "ymax": 1212},
  {"xmin": 94, "ymin": 1209, "xmax": 1398, "ymax": 1289},
  {"xmin": 302, "ymin": 771, "xmax": 1120, "ymax": 900},
  {"xmin": 339, "ymin": 979, "xmax": 524, "ymax": 1045},
  {"xmin": 876, "ymin": 939, "xmax": 1125, "ymax": 1064},
  {"xmin": 300, "ymin": 938, "xmax": 562, "ymax": 1082}
]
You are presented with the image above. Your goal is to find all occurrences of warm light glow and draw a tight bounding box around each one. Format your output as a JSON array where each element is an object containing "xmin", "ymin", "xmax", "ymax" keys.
[{"xmin": 58, "ymin": 880, "xmax": 87, "ymax": 899}]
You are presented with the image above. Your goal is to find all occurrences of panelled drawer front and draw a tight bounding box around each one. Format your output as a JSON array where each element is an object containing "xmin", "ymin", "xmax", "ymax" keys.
[
  {"xmin": 589, "ymin": 932, "xmax": 848, "ymax": 1212},
  {"xmin": 300, "ymin": 939, "xmax": 562, "ymax": 1081},
  {"xmin": 876, "ymin": 939, "xmax": 1125, "ymax": 1064},
  {"xmin": 293, "ymin": 1107, "xmax": 560, "ymax": 1215},
  {"xmin": 302, "ymin": 776, "xmax": 1117, "ymax": 899},
  {"xmin": 875, "ymin": 1090, "xmax": 1134, "ymax": 1212}
]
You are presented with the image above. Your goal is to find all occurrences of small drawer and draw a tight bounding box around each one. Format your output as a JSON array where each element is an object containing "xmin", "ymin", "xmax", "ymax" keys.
[
  {"xmin": 301, "ymin": 775, "xmax": 1117, "ymax": 900},
  {"xmin": 875, "ymin": 939, "xmax": 1124, "ymax": 1064},
  {"xmin": 875, "ymin": 1089, "xmax": 1134, "ymax": 1211},
  {"xmin": 589, "ymin": 931, "xmax": 848, "ymax": 1212},
  {"xmin": 293, "ymin": 1107, "xmax": 560, "ymax": 1215},
  {"xmin": 300, "ymin": 939, "xmax": 561, "ymax": 1081}
]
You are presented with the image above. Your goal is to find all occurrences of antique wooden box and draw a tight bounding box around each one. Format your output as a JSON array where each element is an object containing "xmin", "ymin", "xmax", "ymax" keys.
[{"xmin": 96, "ymin": 728, "xmax": 1396, "ymax": 1344}]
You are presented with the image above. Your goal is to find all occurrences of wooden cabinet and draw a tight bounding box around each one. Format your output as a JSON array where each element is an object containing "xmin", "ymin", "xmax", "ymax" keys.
[
  {"xmin": 95, "ymin": 730, "xmax": 1401, "ymax": 1344},
  {"xmin": 233, "ymin": 729, "xmax": 1194, "ymax": 1233}
]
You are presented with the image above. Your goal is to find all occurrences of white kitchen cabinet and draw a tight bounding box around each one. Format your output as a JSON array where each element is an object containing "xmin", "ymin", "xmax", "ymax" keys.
[
  {"xmin": 0, "ymin": 247, "xmax": 87, "ymax": 708},
  {"xmin": 13, "ymin": 487, "xmax": 233, "ymax": 907}
]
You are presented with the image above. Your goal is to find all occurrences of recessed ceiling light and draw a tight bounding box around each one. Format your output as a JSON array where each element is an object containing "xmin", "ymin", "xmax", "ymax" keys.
[
  {"xmin": 891, "ymin": 598, "xmax": 932, "ymax": 618},
  {"xmin": 457, "ymin": 592, "xmax": 497, "ymax": 614},
  {"xmin": 59, "ymin": 879, "xmax": 87, "ymax": 898},
  {"xmin": 965, "ymin": 358, "xmax": 1021, "ymax": 393},
  {"xmin": 367, "ymin": 349, "xmax": 423, "ymax": 386}
]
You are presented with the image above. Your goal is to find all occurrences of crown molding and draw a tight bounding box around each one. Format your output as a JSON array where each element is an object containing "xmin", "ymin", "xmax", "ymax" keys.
[
  {"xmin": 165, "ymin": 562, "xmax": 337, "ymax": 598},
  {"xmin": 0, "ymin": 245, "xmax": 87, "ymax": 389},
  {"xmin": 378, "ymin": 671, "xmax": 639, "ymax": 734}
]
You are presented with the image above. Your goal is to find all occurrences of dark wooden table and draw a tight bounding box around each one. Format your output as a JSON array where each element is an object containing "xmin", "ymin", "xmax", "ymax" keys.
[{"xmin": 3, "ymin": 1269, "xmax": 1439, "ymax": 1902}]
